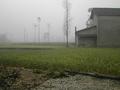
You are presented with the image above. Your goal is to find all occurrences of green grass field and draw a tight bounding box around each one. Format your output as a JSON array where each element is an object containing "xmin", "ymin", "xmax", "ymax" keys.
[
  {"xmin": 0, "ymin": 46, "xmax": 120, "ymax": 76},
  {"xmin": 0, "ymin": 43, "xmax": 66, "ymax": 49}
]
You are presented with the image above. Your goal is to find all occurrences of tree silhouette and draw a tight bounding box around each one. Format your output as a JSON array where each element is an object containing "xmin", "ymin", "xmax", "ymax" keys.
[{"xmin": 63, "ymin": 0, "xmax": 71, "ymax": 47}]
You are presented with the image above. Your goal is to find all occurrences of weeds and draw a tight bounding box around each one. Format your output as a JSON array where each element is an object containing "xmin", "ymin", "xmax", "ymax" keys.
[{"xmin": 0, "ymin": 48, "xmax": 120, "ymax": 76}]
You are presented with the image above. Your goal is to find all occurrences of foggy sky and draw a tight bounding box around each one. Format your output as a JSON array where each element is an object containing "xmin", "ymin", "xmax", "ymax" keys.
[{"xmin": 0, "ymin": 0, "xmax": 120, "ymax": 42}]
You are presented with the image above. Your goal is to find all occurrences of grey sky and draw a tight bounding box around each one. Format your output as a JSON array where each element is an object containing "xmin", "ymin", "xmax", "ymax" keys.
[{"xmin": 0, "ymin": 0, "xmax": 120, "ymax": 42}]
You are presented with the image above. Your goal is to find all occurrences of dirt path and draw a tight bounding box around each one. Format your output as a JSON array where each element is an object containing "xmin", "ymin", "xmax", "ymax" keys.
[
  {"xmin": 36, "ymin": 75, "xmax": 120, "ymax": 90},
  {"xmin": 0, "ymin": 66, "xmax": 120, "ymax": 90}
]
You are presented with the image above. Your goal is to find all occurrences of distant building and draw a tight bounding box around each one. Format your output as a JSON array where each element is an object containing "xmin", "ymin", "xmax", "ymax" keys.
[
  {"xmin": 75, "ymin": 8, "xmax": 120, "ymax": 47},
  {"xmin": 0, "ymin": 34, "xmax": 9, "ymax": 43}
]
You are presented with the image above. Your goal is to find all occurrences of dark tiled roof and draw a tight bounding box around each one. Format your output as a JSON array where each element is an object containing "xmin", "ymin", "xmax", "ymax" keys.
[
  {"xmin": 90, "ymin": 8, "xmax": 120, "ymax": 19},
  {"xmin": 79, "ymin": 34, "xmax": 97, "ymax": 38},
  {"xmin": 76, "ymin": 26, "xmax": 96, "ymax": 33}
]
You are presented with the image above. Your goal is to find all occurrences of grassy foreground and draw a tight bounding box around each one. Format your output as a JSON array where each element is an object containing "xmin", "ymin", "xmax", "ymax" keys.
[{"xmin": 0, "ymin": 48, "xmax": 120, "ymax": 76}]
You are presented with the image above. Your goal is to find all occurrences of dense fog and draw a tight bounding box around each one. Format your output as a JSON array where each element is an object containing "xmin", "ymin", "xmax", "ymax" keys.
[{"xmin": 0, "ymin": 0, "xmax": 120, "ymax": 43}]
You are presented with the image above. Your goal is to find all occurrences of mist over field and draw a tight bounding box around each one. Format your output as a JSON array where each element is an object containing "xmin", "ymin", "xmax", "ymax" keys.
[
  {"xmin": 0, "ymin": 0, "xmax": 120, "ymax": 42},
  {"xmin": 0, "ymin": 1, "xmax": 120, "ymax": 90}
]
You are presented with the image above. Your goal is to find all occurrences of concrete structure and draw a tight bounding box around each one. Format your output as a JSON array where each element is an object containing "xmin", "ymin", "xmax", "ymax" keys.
[{"xmin": 75, "ymin": 8, "xmax": 120, "ymax": 47}]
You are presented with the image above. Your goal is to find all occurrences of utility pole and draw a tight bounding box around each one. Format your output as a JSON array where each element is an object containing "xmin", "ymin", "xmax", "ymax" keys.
[
  {"xmin": 66, "ymin": 0, "xmax": 69, "ymax": 47},
  {"xmin": 75, "ymin": 26, "xmax": 77, "ymax": 46},
  {"xmin": 24, "ymin": 27, "xmax": 28, "ymax": 43},
  {"xmin": 24, "ymin": 27, "xmax": 26, "ymax": 43},
  {"xmin": 47, "ymin": 24, "xmax": 50, "ymax": 42},
  {"xmin": 37, "ymin": 17, "xmax": 41, "ymax": 43},
  {"xmin": 34, "ymin": 24, "xmax": 37, "ymax": 43}
]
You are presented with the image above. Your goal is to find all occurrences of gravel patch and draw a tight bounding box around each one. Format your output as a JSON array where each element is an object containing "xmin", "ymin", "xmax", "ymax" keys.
[{"xmin": 36, "ymin": 75, "xmax": 120, "ymax": 90}]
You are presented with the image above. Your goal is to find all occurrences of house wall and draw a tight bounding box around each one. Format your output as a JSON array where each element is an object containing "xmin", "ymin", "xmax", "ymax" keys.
[
  {"xmin": 77, "ymin": 37, "xmax": 97, "ymax": 47},
  {"xmin": 97, "ymin": 16, "xmax": 120, "ymax": 47}
]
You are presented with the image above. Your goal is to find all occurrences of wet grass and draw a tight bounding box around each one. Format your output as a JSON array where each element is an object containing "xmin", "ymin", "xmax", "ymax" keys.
[
  {"xmin": 0, "ymin": 43, "xmax": 66, "ymax": 49},
  {"xmin": 0, "ymin": 48, "xmax": 120, "ymax": 76}
]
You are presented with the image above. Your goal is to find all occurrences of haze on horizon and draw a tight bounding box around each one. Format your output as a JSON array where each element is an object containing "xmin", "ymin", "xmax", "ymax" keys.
[{"xmin": 0, "ymin": 0, "xmax": 120, "ymax": 42}]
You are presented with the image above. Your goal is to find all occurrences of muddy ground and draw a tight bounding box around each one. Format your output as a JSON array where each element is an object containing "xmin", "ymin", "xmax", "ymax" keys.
[{"xmin": 0, "ymin": 66, "xmax": 120, "ymax": 90}]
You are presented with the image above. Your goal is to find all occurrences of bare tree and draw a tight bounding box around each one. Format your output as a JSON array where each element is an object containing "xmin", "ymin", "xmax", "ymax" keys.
[{"xmin": 63, "ymin": 0, "xmax": 71, "ymax": 47}]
